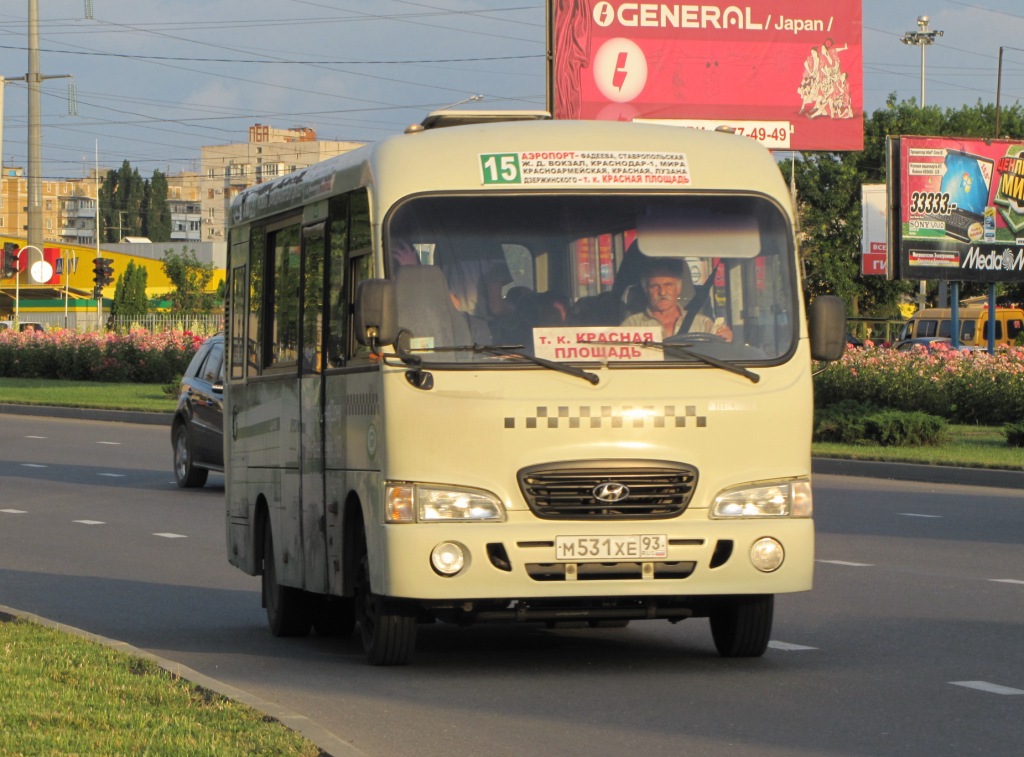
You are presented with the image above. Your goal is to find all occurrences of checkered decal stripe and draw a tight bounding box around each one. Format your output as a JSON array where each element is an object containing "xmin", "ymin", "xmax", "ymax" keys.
[{"xmin": 504, "ymin": 405, "xmax": 706, "ymax": 429}]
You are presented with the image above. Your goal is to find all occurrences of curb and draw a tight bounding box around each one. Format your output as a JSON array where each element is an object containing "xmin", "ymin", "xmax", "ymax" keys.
[
  {"xmin": 812, "ymin": 457, "xmax": 1024, "ymax": 490},
  {"xmin": 0, "ymin": 403, "xmax": 172, "ymax": 426},
  {"xmin": 0, "ymin": 606, "xmax": 367, "ymax": 757}
]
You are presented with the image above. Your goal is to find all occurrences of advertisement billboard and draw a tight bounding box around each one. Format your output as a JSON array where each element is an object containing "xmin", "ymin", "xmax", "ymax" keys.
[
  {"xmin": 891, "ymin": 136, "xmax": 1024, "ymax": 283},
  {"xmin": 861, "ymin": 184, "xmax": 887, "ymax": 276},
  {"xmin": 550, "ymin": 0, "xmax": 863, "ymax": 151}
]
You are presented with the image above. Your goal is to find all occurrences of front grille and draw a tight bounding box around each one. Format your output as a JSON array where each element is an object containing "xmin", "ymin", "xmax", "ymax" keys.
[{"xmin": 518, "ymin": 460, "xmax": 698, "ymax": 520}]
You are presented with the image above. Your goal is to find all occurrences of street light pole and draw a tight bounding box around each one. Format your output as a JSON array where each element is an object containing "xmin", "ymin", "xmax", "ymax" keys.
[{"xmin": 902, "ymin": 15, "xmax": 943, "ymax": 311}]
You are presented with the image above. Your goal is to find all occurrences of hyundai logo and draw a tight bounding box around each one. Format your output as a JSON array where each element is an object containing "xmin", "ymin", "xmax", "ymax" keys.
[{"xmin": 593, "ymin": 482, "xmax": 629, "ymax": 503}]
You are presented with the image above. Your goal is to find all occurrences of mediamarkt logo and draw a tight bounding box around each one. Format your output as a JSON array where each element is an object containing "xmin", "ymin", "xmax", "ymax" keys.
[{"xmin": 963, "ymin": 246, "xmax": 1024, "ymax": 272}]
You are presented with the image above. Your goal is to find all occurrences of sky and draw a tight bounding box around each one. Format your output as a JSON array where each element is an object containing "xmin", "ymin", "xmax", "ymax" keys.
[{"xmin": 1, "ymin": 0, "xmax": 1023, "ymax": 179}]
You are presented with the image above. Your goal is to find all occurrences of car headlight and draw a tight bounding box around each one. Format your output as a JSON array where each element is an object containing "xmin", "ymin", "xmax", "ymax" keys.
[
  {"xmin": 385, "ymin": 483, "xmax": 506, "ymax": 523},
  {"xmin": 710, "ymin": 479, "xmax": 812, "ymax": 518}
]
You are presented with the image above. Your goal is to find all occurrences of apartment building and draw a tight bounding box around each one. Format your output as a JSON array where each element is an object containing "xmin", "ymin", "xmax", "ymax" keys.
[
  {"xmin": 200, "ymin": 124, "xmax": 362, "ymax": 241},
  {"xmin": 1, "ymin": 167, "xmax": 203, "ymax": 246}
]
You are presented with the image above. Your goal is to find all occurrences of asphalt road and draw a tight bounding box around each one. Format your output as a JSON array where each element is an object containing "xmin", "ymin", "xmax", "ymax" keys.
[{"xmin": 1, "ymin": 414, "xmax": 1022, "ymax": 757}]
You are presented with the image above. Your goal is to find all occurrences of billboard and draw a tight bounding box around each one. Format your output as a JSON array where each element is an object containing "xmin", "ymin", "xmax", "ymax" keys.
[
  {"xmin": 861, "ymin": 184, "xmax": 887, "ymax": 276},
  {"xmin": 890, "ymin": 136, "xmax": 1024, "ymax": 283},
  {"xmin": 550, "ymin": 0, "xmax": 863, "ymax": 151}
]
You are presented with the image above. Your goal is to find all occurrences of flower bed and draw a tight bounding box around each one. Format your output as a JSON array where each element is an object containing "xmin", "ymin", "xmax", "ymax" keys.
[
  {"xmin": 815, "ymin": 343, "xmax": 1024, "ymax": 426},
  {"xmin": 0, "ymin": 329, "xmax": 204, "ymax": 384}
]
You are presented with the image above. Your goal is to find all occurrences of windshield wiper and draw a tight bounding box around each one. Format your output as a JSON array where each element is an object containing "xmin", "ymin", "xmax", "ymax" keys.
[
  {"xmin": 387, "ymin": 336, "xmax": 600, "ymax": 385},
  {"xmin": 468, "ymin": 344, "xmax": 601, "ymax": 385},
  {"xmin": 643, "ymin": 340, "xmax": 760, "ymax": 383}
]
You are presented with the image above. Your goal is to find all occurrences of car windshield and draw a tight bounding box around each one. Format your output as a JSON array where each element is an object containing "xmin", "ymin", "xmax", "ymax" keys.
[{"xmin": 385, "ymin": 193, "xmax": 797, "ymax": 367}]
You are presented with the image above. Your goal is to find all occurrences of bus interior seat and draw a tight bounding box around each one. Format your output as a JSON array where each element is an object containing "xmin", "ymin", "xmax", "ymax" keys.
[
  {"xmin": 569, "ymin": 290, "xmax": 624, "ymax": 326},
  {"xmin": 395, "ymin": 265, "xmax": 472, "ymax": 358}
]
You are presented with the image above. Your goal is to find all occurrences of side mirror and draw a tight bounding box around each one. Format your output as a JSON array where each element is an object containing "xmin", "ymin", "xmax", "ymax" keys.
[
  {"xmin": 808, "ymin": 295, "xmax": 846, "ymax": 361},
  {"xmin": 355, "ymin": 279, "xmax": 398, "ymax": 347}
]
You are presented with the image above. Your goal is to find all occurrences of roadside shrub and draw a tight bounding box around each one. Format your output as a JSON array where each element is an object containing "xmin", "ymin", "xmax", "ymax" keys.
[
  {"xmin": 815, "ymin": 401, "xmax": 949, "ymax": 447},
  {"xmin": 1005, "ymin": 421, "xmax": 1024, "ymax": 447},
  {"xmin": 815, "ymin": 345, "xmax": 1024, "ymax": 426},
  {"xmin": 0, "ymin": 329, "xmax": 203, "ymax": 384}
]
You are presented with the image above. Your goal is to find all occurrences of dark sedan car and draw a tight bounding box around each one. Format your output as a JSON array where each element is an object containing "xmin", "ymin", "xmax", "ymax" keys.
[{"xmin": 172, "ymin": 333, "xmax": 224, "ymax": 487}]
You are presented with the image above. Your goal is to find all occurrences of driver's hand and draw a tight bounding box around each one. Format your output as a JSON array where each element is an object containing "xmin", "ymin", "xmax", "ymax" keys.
[{"xmin": 715, "ymin": 324, "xmax": 734, "ymax": 342}]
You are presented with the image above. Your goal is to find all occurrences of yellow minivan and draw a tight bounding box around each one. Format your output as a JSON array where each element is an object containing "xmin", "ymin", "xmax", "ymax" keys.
[{"xmin": 895, "ymin": 306, "xmax": 1024, "ymax": 348}]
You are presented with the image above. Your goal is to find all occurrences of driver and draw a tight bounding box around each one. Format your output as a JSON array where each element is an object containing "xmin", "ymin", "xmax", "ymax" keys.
[{"xmin": 621, "ymin": 258, "xmax": 732, "ymax": 341}]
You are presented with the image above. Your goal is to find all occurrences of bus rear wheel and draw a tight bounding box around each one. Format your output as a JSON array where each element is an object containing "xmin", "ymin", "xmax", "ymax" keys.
[
  {"xmin": 709, "ymin": 594, "xmax": 773, "ymax": 658},
  {"xmin": 354, "ymin": 543, "xmax": 416, "ymax": 665},
  {"xmin": 262, "ymin": 526, "xmax": 315, "ymax": 637}
]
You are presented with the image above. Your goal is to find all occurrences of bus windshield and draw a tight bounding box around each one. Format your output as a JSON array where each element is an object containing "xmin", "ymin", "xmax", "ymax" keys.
[{"xmin": 385, "ymin": 193, "xmax": 796, "ymax": 366}]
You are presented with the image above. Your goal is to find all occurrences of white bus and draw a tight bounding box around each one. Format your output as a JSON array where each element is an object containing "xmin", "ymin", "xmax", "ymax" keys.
[{"xmin": 224, "ymin": 115, "xmax": 845, "ymax": 665}]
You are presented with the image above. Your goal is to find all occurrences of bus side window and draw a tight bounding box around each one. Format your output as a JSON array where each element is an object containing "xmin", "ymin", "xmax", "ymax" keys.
[
  {"xmin": 326, "ymin": 194, "xmax": 350, "ymax": 368},
  {"xmin": 301, "ymin": 222, "xmax": 326, "ymax": 373},
  {"xmin": 268, "ymin": 222, "xmax": 302, "ymax": 367}
]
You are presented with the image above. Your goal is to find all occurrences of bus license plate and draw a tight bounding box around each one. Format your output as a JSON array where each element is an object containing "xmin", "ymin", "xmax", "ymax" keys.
[{"xmin": 555, "ymin": 535, "xmax": 667, "ymax": 561}]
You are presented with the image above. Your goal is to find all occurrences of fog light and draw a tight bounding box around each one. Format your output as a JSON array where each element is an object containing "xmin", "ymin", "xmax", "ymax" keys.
[
  {"xmin": 430, "ymin": 542, "xmax": 466, "ymax": 576},
  {"xmin": 749, "ymin": 537, "xmax": 784, "ymax": 572}
]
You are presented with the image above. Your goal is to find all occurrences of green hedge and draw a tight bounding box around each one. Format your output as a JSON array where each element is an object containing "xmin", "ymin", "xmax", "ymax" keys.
[
  {"xmin": 814, "ymin": 346, "xmax": 1024, "ymax": 426},
  {"xmin": 0, "ymin": 329, "xmax": 203, "ymax": 384}
]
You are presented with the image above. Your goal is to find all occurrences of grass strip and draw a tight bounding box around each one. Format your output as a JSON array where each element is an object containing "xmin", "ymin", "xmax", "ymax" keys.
[
  {"xmin": 0, "ymin": 617, "xmax": 320, "ymax": 757},
  {"xmin": 0, "ymin": 378, "xmax": 176, "ymax": 413}
]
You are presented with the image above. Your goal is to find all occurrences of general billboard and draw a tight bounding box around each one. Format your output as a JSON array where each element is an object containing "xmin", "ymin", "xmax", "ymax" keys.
[
  {"xmin": 550, "ymin": 0, "xmax": 863, "ymax": 151},
  {"xmin": 889, "ymin": 136, "xmax": 1024, "ymax": 283}
]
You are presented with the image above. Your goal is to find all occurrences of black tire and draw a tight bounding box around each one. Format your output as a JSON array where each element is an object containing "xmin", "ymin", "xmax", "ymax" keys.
[
  {"xmin": 710, "ymin": 595, "xmax": 774, "ymax": 658},
  {"xmin": 262, "ymin": 526, "xmax": 315, "ymax": 637},
  {"xmin": 354, "ymin": 538, "xmax": 416, "ymax": 665},
  {"xmin": 173, "ymin": 424, "xmax": 208, "ymax": 488}
]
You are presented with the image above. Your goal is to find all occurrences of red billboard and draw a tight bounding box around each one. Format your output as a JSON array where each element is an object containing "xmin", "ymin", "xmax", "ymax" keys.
[
  {"xmin": 891, "ymin": 136, "xmax": 1024, "ymax": 283},
  {"xmin": 550, "ymin": 0, "xmax": 863, "ymax": 151}
]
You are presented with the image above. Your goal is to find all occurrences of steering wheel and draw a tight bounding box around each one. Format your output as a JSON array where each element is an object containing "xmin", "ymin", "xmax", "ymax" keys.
[{"xmin": 665, "ymin": 331, "xmax": 725, "ymax": 345}]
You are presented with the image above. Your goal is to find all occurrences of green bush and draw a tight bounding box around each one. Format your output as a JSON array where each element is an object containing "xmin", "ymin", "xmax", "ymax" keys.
[
  {"xmin": 815, "ymin": 346, "xmax": 1024, "ymax": 426},
  {"xmin": 1005, "ymin": 421, "xmax": 1024, "ymax": 448},
  {"xmin": 0, "ymin": 330, "xmax": 203, "ymax": 384},
  {"xmin": 815, "ymin": 401, "xmax": 949, "ymax": 447}
]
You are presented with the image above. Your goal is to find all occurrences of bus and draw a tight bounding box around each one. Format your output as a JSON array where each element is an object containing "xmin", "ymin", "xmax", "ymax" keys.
[{"xmin": 224, "ymin": 115, "xmax": 845, "ymax": 665}]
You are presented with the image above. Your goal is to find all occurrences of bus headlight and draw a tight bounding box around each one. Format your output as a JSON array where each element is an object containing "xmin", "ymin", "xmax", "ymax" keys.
[
  {"xmin": 710, "ymin": 479, "xmax": 812, "ymax": 518},
  {"xmin": 385, "ymin": 483, "xmax": 506, "ymax": 523}
]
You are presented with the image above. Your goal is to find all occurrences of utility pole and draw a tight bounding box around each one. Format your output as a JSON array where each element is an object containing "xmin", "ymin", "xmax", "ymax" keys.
[
  {"xmin": 901, "ymin": 15, "xmax": 943, "ymax": 311},
  {"xmin": 18, "ymin": 0, "xmax": 71, "ymax": 252}
]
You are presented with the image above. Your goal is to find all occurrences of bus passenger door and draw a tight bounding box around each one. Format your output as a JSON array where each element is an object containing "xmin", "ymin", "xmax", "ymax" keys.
[{"xmin": 299, "ymin": 220, "xmax": 328, "ymax": 594}]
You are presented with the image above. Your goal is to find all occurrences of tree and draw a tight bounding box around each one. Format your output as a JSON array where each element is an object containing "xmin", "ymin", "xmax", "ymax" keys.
[
  {"xmin": 162, "ymin": 246, "xmax": 215, "ymax": 315},
  {"xmin": 110, "ymin": 260, "xmax": 149, "ymax": 319},
  {"xmin": 143, "ymin": 170, "xmax": 171, "ymax": 242},
  {"xmin": 98, "ymin": 162, "xmax": 172, "ymax": 243}
]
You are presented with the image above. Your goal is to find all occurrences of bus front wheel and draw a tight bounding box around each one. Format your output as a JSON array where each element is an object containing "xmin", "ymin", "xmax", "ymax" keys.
[
  {"xmin": 709, "ymin": 594, "xmax": 773, "ymax": 658},
  {"xmin": 262, "ymin": 526, "xmax": 315, "ymax": 637},
  {"xmin": 354, "ymin": 541, "xmax": 416, "ymax": 665}
]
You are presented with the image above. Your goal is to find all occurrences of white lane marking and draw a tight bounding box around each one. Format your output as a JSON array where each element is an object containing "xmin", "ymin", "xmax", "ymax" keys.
[
  {"xmin": 1, "ymin": 509, "xmax": 28, "ymax": 514},
  {"xmin": 989, "ymin": 579, "xmax": 1024, "ymax": 585},
  {"xmin": 21, "ymin": 463, "xmax": 47, "ymax": 468},
  {"xmin": 817, "ymin": 560, "xmax": 874, "ymax": 567},
  {"xmin": 153, "ymin": 533, "xmax": 187, "ymax": 539},
  {"xmin": 96, "ymin": 441, "xmax": 120, "ymax": 445},
  {"xmin": 899, "ymin": 513, "xmax": 942, "ymax": 518},
  {"xmin": 97, "ymin": 473, "xmax": 125, "ymax": 478},
  {"xmin": 74, "ymin": 520, "xmax": 105, "ymax": 526},
  {"xmin": 25, "ymin": 435, "xmax": 46, "ymax": 439},
  {"xmin": 769, "ymin": 641, "xmax": 817, "ymax": 651},
  {"xmin": 950, "ymin": 681, "xmax": 1024, "ymax": 695}
]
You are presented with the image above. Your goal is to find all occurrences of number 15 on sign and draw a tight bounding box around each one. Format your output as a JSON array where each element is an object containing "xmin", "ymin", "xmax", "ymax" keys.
[{"xmin": 480, "ymin": 153, "xmax": 521, "ymax": 185}]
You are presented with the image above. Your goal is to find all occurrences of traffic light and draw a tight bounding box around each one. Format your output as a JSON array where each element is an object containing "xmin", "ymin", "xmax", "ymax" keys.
[
  {"xmin": 2, "ymin": 243, "xmax": 18, "ymax": 279},
  {"xmin": 92, "ymin": 257, "xmax": 114, "ymax": 289}
]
